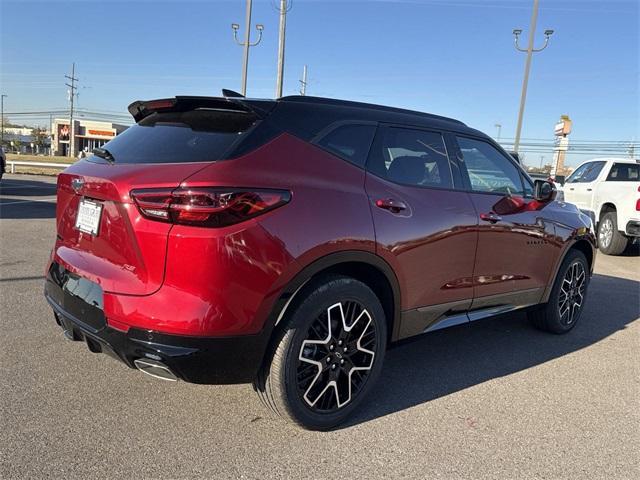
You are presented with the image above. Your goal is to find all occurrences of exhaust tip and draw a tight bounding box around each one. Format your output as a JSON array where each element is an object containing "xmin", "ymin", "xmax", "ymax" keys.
[{"xmin": 134, "ymin": 358, "xmax": 178, "ymax": 382}]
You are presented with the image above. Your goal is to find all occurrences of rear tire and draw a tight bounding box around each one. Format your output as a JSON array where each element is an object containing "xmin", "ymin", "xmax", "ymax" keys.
[
  {"xmin": 529, "ymin": 249, "xmax": 590, "ymax": 334},
  {"xmin": 598, "ymin": 212, "xmax": 629, "ymax": 255},
  {"xmin": 253, "ymin": 275, "xmax": 387, "ymax": 430}
]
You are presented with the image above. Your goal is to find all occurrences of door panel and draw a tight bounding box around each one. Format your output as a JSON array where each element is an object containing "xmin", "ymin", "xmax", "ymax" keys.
[
  {"xmin": 364, "ymin": 126, "xmax": 478, "ymax": 337},
  {"xmin": 467, "ymin": 192, "xmax": 559, "ymax": 302}
]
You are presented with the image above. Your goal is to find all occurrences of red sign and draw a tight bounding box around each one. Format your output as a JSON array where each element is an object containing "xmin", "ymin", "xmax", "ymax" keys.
[{"xmin": 87, "ymin": 129, "xmax": 115, "ymax": 137}]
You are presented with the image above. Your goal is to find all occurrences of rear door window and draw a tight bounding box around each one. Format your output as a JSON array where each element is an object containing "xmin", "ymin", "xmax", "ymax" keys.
[
  {"xmin": 606, "ymin": 163, "xmax": 639, "ymax": 181},
  {"xmin": 315, "ymin": 124, "xmax": 377, "ymax": 167},
  {"xmin": 89, "ymin": 110, "xmax": 258, "ymax": 164},
  {"xmin": 366, "ymin": 127, "xmax": 454, "ymax": 189}
]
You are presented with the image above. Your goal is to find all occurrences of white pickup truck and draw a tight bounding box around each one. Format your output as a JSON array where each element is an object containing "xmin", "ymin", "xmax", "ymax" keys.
[{"xmin": 560, "ymin": 158, "xmax": 639, "ymax": 255}]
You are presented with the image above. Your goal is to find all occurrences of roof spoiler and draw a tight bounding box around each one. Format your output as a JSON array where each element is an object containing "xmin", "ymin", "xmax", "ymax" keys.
[{"xmin": 127, "ymin": 90, "xmax": 270, "ymax": 123}]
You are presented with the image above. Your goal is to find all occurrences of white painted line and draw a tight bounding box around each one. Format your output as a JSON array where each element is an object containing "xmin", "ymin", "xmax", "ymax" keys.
[
  {"xmin": 0, "ymin": 184, "xmax": 57, "ymax": 190},
  {"xmin": 0, "ymin": 197, "xmax": 57, "ymax": 205}
]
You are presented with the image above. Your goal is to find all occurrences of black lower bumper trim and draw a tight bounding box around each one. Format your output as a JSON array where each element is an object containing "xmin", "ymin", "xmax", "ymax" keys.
[{"xmin": 46, "ymin": 294, "xmax": 270, "ymax": 385}]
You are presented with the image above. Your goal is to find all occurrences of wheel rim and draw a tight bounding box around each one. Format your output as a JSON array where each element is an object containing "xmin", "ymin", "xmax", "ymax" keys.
[
  {"xmin": 297, "ymin": 301, "xmax": 376, "ymax": 412},
  {"xmin": 599, "ymin": 218, "xmax": 613, "ymax": 248},
  {"xmin": 558, "ymin": 261, "xmax": 586, "ymax": 326}
]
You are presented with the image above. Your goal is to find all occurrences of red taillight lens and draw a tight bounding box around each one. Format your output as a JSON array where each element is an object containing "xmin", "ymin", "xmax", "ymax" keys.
[
  {"xmin": 130, "ymin": 187, "xmax": 291, "ymax": 227},
  {"xmin": 636, "ymin": 198, "xmax": 640, "ymax": 211}
]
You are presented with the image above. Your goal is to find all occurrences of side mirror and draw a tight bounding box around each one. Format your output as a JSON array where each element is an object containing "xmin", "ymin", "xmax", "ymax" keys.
[{"xmin": 534, "ymin": 179, "xmax": 556, "ymax": 202}]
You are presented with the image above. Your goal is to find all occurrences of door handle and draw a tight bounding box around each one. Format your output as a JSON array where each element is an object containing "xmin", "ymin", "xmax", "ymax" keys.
[
  {"xmin": 375, "ymin": 198, "xmax": 408, "ymax": 213},
  {"xmin": 480, "ymin": 212, "xmax": 502, "ymax": 223},
  {"xmin": 586, "ymin": 188, "xmax": 592, "ymax": 192},
  {"xmin": 569, "ymin": 187, "xmax": 575, "ymax": 191}
]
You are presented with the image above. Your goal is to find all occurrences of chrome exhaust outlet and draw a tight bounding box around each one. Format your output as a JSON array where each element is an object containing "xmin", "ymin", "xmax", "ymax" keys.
[{"xmin": 134, "ymin": 358, "xmax": 178, "ymax": 382}]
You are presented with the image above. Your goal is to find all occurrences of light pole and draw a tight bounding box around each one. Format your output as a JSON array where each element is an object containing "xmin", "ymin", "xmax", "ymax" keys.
[
  {"xmin": 275, "ymin": 0, "xmax": 292, "ymax": 98},
  {"xmin": 232, "ymin": 0, "xmax": 264, "ymax": 96},
  {"xmin": 494, "ymin": 123, "xmax": 502, "ymax": 143},
  {"xmin": 1, "ymin": 94, "xmax": 7, "ymax": 148},
  {"xmin": 512, "ymin": 0, "xmax": 554, "ymax": 153}
]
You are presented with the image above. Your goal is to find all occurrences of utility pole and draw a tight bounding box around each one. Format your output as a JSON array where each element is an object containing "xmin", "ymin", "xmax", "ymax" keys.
[
  {"xmin": 275, "ymin": 0, "xmax": 292, "ymax": 98},
  {"xmin": 539, "ymin": 155, "xmax": 545, "ymax": 169},
  {"xmin": 494, "ymin": 123, "xmax": 502, "ymax": 143},
  {"xmin": 299, "ymin": 65, "xmax": 308, "ymax": 96},
  {"xmin": 232, "ymin": 0, "xmax": 264, "ymax": 96},
  {"xmin": 1, "ymin": 94, "xmax": 7, "ymax": 148},
  {"xmin": 65, "ymin": 63, "xmax": 78, "ymax": 157},
  {"xmin": 512, "ymin": 0, "xmax": 554, "ymax": 153}
]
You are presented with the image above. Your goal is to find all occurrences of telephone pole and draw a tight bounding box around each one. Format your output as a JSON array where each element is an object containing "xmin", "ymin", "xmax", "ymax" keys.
[
  {"xmin": 494, "ymin": 123, "xmax": 502, "ymax": 142},
  {"xmin": 65, "ymin": 63, "xmax": 78, "ymax": 157},
  {"xmin": 275, "ymin": 0, "xmax": 292, "ymax": 98},
  {"xmin": 231, "ymin": 0, "xmax": 264, "ymax": 96},
  {"xmin": 1, "ymin": 94, "xmax": 7, "ymax": 148},
  {"xmin": 512, "ymin": 0, "xmax": 554, "ymax": 153},
  {"xmin": 299, "ymin": 65, "xmax": 308, "ymax": 96}
]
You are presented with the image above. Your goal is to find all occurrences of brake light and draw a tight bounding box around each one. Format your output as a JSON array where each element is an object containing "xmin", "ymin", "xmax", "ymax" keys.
[
  {"xmin": 636, "ymin": 198, "xmax": 640, "ymax": 211},
  {"xmin": 144, "ymin": 99, "xmax": 176, "ymax": 110},
  {"xmin": 130, "ymin": 187, "xmax": 291, "ymax": 227}
]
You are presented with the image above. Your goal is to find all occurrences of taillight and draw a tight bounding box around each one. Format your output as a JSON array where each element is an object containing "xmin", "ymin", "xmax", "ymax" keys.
[
  {"xmin": 130, "ymin": 187, "xmax": 291, "ymax": 227},
  {"xmin": 636, "ymin": 198, "xmax": 640, "ymax": 211}
]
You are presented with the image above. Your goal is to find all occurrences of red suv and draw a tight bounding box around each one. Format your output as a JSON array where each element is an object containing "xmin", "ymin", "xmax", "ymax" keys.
[{"xmin": 45, "ymin": 93, "xmax": 595, "ymax": 429}]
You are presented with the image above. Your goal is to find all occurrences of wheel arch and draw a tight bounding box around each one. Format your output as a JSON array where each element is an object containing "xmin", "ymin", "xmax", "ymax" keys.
[
  {"xmin": 598, "ymin": 202, "xmax": 617, "ymax": 224},
  {"xmin": 263, "ymin": 250, "xmax": 401, "ymax": 345},
  {"xmin": 541, "ymin": 238, "xmax": 595, "ymax": 303}
]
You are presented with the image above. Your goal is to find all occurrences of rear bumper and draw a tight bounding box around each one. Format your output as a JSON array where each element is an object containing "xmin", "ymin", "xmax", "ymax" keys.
[
  {"xmin": 625, "ymin": 220, "xmax": 640, "ymax": 237},
  {"xmin": 44, "ymin": 264, "xmax": 270, "ymax": 384}
]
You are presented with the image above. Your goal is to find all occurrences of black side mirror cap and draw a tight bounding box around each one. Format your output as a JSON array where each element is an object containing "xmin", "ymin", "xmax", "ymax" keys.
[{"xmin": 534, "ymin": 179, "xmax": 557, "ymax": 202}]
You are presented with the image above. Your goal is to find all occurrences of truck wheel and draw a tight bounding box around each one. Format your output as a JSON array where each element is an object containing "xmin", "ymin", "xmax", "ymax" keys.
[
  {"xmin": 529, "ymin": 249, "xmax": 590, "ymax": 334},
  {"xmin": 253, "ymin": 275, "xmax": 387, "ymax": 430},
  {"xmin": 598, "ymin": 212, "xmax": 629, "ymax": 255}
]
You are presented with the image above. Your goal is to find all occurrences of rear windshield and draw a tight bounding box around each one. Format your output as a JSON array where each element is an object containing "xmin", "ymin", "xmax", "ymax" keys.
[{"xmin": 88, "ymin": 109, "xmax": 258, "ymax": 164}]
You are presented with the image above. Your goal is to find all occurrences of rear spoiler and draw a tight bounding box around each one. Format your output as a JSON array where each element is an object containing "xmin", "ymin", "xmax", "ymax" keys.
[{"xmin": 127, "ymin": 92, "xmax": 276, "ymax": 123}]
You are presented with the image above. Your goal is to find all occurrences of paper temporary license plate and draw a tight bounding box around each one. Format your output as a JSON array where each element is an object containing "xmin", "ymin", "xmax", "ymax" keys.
[{"xmin": 75, "ymin": 199, "xmax": 103, "ymax": 235}]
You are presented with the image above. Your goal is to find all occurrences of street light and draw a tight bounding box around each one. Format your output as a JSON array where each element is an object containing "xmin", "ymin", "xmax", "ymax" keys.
[
  {"xmin": 231, "ymin": 0, "xmax": 264, "ymax": 96},
  {"xmin": 494, "ymin": 123, "xmax": 502, "ymax": 142},
  {"xmin": 512, "ymin": 0, "xmax": 554, "ymax": 153}
]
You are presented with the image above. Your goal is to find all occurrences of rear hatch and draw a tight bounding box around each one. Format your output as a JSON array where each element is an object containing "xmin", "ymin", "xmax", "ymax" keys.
[{"xmin": 54, "ymin": 97, "xmax": 267, "ymax": 295}]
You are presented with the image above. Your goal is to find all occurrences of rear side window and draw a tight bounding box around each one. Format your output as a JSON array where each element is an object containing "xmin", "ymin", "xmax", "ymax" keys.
[
  {"xmin": 606, "ymin": 163, "xmax": 639, "ymax": 181},
  {"xmin": 90, "ymin": 110, "xmax": 258, "ymax": 164},
  {"xmin": 315, "ymin": 124, "xmax": 376, "ymax": 167},
  {"xmin": 566, "ymin": 161, "xmax": 606, "ymax": 183},
  {"xmin": 456, "ymin": 136, "xmax": 524, "ymax": 195},
  {"xmin": 367, "ymin": 127, "xmax": 453, "ymax": 189}
]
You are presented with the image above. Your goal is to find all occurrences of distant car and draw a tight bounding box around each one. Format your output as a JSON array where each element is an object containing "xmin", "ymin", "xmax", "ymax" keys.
[
  {"xmin": 560, "ymin": 158, "xmax": 639, "ymax": 255},
  {"xmin": 45, "ymin": 93, "xmax": 595, "ymax": 429},
  {"xmin": 0, "ymin": 147, "xmax": 5, "ymax": 180}
]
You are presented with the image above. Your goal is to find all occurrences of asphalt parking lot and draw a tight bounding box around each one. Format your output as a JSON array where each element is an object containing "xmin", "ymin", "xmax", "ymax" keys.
[{"xmin": 1, "ymin": 173, "xmax": 639, "ymax": 479}]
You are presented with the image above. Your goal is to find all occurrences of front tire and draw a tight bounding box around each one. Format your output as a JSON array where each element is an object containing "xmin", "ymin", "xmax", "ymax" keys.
[
  {"xmin": 529, "ymin": 249, "xmax": 590, "ymax": 334},
  {"xmin": 598, "ymin": 212, "xmax": 629, "ymax": 255},
  {"xmin": 254, "ymin": 276, "xmax": 387, "ymax": 430}
]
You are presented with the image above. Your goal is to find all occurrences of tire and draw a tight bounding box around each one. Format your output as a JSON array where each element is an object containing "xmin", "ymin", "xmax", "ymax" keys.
[
  {"xmin": 253, "ymin": 275, "xmax": 387, "ymax": 430},
  {"xmin": 529, "ymin": 249, "xmax": 590, "ymax": 334},
  {"xmin": 598, "ymin": 212, "xmax": 629, "ymax": 255}
]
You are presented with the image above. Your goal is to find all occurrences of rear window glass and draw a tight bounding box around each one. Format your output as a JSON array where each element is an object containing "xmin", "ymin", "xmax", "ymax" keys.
[
  {"xmin": 89, "ymin": 110, "xmax": 258, "ymax": 164},
  {"xmin": 606, "ymin": 163, "xmax": 639, "ymax": 181}
]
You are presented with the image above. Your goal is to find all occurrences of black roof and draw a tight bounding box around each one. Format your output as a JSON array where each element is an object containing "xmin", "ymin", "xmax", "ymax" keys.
[{"xmin": 128, "ymin": 91, "xmax": 485, "ymax": 140}]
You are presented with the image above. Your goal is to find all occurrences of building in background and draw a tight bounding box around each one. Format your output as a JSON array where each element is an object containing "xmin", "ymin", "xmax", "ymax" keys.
[{"xmin": 51, "ymin": 118, "xmax": 128, "ymax": 156}]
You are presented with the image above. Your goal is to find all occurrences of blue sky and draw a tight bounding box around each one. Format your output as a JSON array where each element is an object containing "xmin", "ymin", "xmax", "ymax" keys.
[{"xmin": 1, "ymin": 0, "xmax": 638, "ymax": 166}]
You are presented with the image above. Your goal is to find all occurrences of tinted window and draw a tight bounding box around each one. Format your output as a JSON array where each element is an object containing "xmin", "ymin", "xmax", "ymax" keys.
[
  {"xmin": 367, "ymin": 127, "xmax": 453, "ymax": 189},
  {"xmin": 606, "ymin": 163, "xmax": 639, "ymax": 181},
  {"xmin": 566, "ymin": 161, "xmax": 606, "ymax": 183},
  {"xmin": 457, "ymin": 137, "xmax": 524, "ymax": 195},
  {"xmin": 316, "ymin": 124, "xmax": 376, "ymax": 167},
  {"xmin": 90, "ymin": 110, "xmax": 258, "ymax": 164}
]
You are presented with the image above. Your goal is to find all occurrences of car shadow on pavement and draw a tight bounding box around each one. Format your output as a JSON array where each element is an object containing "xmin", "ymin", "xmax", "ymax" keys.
[
  {"xmin": 0, "ymin": 178, "xmax": 58, "ymax": 197},
  {"xmin": 346, "ymin": 273, "xmax": 639, "ymax": 428},
  {"xmin": 0, "ymin": 199, "xmax": 56, "ymax": 219}
]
